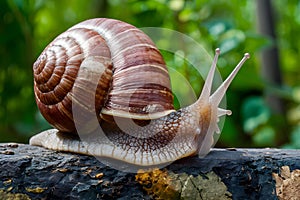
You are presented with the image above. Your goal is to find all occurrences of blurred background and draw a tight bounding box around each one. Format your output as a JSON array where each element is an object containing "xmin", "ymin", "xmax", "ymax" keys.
[{"xmin": 1, "ymin": 0, "xmax": 300, "ymax": 149}]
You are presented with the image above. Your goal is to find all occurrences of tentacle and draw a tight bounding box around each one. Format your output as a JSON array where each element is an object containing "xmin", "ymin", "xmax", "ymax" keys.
[
  {"xmin": 198, "ymin": 48, "xmax": 220, "ymax": 103},
  {"xmin": 210, "ymin": 53, "xmax": 250, "ymax": 106}
]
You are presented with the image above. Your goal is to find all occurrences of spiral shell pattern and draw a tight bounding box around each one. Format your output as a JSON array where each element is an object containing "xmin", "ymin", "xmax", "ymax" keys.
[{"xmin": 33, "ymin": 18, "xmax": 174, "ymax": 133}]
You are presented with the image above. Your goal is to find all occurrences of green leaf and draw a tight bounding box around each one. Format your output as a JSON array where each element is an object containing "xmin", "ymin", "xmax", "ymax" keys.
[
  {"xmin": 282, "ymin": 126, "xmax": 300, "ymax": 149},
  {"xmin": 241, "ymin": 97, "xmax": 270, "ymax": 133},
  {"xmin": 218, "ymin": 29, "xmax": 245, "ymax": 54},
  {"xmin": 203, "ymin": 20, "xmax": 232, "ymax": 36},
  {"xmin": 253, "ymin": 126, "xmax": 275, "ymax": 146}
]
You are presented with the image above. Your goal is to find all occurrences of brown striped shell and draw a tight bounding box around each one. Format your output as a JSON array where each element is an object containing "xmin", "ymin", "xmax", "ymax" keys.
[{"xmin": 33, "ymin": 18, "xmax": 174, "ymax": 133}]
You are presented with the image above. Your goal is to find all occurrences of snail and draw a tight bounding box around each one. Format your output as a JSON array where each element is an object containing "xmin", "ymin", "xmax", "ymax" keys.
[{"xmin": 30, "ymin": 18, "xmax": 249, "ymax": 167}]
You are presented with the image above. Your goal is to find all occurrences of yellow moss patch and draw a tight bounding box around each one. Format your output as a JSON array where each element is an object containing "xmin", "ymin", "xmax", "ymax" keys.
[
  {"xmin": 136, "ymin": 168, "xmax": 180, "ymax": 199},
  {"xmin": 136, "ymin": 168, "xmax": 232, "ymax": 200},
  {"xmin": 25, "ymin": 187, "xmax": 47, "ymax": 194},
  {"xmin": 6, "ymin": 186, "xmax": 13, "ymax": 192},
  {"xmin": 56, "ymin": 168, "xmax": 69, "ymax": 173},
  {"xmin": 82, "ymin": 167, "xmax": 104, "ymax": 180},
  {"xmin": 273, "ymin": 166, "xmax": 300, "ymax": 200},
  {"xmin": 3, "ymin": 178, "xmax": 12, "ymax": 185},
  {"xmin": 0, "ymin": 189, "xmax": 31, "ymax": 200},
  {"xmin": 95, "ymin": 172, "xmax": 104, "ymax": 179}
]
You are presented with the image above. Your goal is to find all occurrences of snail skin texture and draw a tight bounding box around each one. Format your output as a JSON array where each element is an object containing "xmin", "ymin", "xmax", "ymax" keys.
[{"xmin": 30, "ymin": 18, "xmax": 249, "ymax": 167}]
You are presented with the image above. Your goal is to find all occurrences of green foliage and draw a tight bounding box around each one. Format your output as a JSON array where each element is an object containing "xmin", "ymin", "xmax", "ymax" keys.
[
  {"xmin": 242, "ymin": 97, "xmax": 271, "ymax": 133},
  {"xmin": 284, "ymin": 126, "xmax": 300, "ymax": 149},
  {"xmin": 0, "ymin": 0, "xmax": 300, "ymax": 148}
]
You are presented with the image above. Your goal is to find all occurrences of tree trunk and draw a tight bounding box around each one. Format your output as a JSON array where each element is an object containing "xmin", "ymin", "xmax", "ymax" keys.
[
  {"xmin": 256, "ymin": 0, "xmax": 284, "ymax": 114},
  {"xmin": 0, "ymin": 143, "xmax": 299, "ymax": 199}
]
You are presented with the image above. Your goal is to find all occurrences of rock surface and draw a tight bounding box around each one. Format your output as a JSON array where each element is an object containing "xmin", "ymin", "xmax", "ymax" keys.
[{"xmin": 0, "ymin": 143, "xmax": 300, "ymax": 199}]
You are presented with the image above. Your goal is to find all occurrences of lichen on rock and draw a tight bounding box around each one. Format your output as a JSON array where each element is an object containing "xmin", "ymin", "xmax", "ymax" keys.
[
  {"xmin": 0, "ymin": 190, "xmax": 31, "ymax": 200},
  {"xmin": 273, "ymin": 165, "xmax": 300, "ymax": 200},
  {"xmin": 136, "ymin": 168, "xmax": 232, "ymax": 200}
]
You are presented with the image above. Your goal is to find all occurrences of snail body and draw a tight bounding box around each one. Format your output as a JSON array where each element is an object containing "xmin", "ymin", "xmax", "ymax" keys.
[{"xmin": 30, "ymin": 18, "xmax": 249, "ymax": 166}]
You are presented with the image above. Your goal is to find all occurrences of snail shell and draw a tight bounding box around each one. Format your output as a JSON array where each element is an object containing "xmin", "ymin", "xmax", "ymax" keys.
[
  {"xmin": 30, "ymin": 18, "xmax": 249, "ymax": 166},
  {"xmin": 33, "ymin": 18, "xmax": 173, "ymax": 133}
]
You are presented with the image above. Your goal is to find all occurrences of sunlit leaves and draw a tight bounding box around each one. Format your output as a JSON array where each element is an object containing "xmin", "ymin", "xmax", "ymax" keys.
[
  {"xmin": 252, "ymin": 126, "xmax": 276, "ymax": 147},
  {"xmin": 283, "ymin": 126, "xmax": 300, "ymax": 149},
  {"xmin": 242, "ymin": 96, "xmax": 270, "ymax": 133}
]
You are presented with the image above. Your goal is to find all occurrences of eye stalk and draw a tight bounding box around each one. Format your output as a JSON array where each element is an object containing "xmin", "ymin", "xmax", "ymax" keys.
[
  {"xmin": 198, "ymin": 48, "xmax": 221, "ymax": 103},
  {"xmin": 198, "ymin": 48, "xmax": 250, "ymax": 108},
  {"xmin": 210, "ymin": 52, "xmax": 250, "ymax": 107},
  {"xmin": 196, "ymin": 49, "xmax": 250, "ymax": 156}
]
